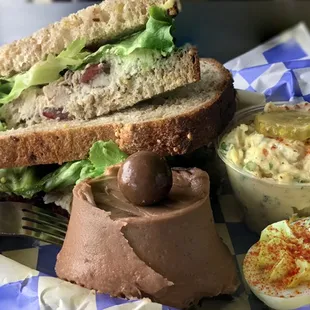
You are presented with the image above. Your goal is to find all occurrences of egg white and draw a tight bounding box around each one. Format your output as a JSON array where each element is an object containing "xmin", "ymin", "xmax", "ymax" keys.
[{"xmin": 243, "ymin": 243, "xmax": 310, "ymax": 310}]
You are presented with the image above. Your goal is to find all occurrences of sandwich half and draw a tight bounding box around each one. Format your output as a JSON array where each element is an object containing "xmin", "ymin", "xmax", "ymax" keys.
[
  {"xmin": 0, "ymin": 58, "xmax": 236, "ymax": 212},
  {"xmin": 0, "ymin": 0, "xmax": 200, "ymax": 129}
]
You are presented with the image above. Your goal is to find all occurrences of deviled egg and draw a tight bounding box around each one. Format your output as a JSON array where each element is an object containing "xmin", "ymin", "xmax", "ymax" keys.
[{"xmin": 243, "ymin": 218, "xmax": 310, "ymax": 310}]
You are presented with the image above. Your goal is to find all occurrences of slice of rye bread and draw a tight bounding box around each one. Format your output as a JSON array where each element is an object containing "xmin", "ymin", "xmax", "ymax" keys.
[
  {"xmin": 0, "ymin": 58, "xmax": 236, "ymax": 168},
  {"xmin": 0, "ymin": 0, "xmax": 180, "ymax": 78}
]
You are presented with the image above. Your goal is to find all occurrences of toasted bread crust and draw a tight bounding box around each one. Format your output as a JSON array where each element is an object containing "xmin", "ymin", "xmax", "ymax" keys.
[
  {"xmin": 190, "ymin": 47, "xmax": 201, "ymax": 83},
  {"xmin": 0, "ymin": 59, "xmax": 235, "ymax": 168}
]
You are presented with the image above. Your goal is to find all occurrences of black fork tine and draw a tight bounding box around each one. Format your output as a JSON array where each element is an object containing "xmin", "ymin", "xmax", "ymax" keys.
[
  {"xmin": 22, "ymin": 226, "xmax": 64, "ymax": 246},
  {"xmin": 0, "ymin": 201, "xmax": 68, "ymax": 246},
  {"xmin": 22, "ymin": 216, "xmax": 67, "ymax": 235},
  {"xmin": 21, "ymin": 217, "xmax": 67, "ymax": 244},
  {"xmin": 21, "ymin": 205, "xmax": 68, "ymax": 244},
  {"xmin": 21, "ymin": 220, "xmax": 66, "ymax": 239},
  {"xmin": 22, "ymin": 209, "xmax": 68, "ymax": 232},
  {"xmin": 28, "ymin": 205, "xmax": 69, "ymax": 224}
]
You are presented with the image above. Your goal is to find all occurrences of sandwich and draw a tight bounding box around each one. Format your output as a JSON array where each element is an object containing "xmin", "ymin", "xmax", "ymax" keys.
[
  {"xmin": 0, "ymin": 1, "xmax": 240, "ymax": 306},
  {"xmin": 0, "ymin": 0, "xmax": 199, "ymax": 128},
  {"xmin": 0, "ymin": 0, "xmax": 236, "ymax": 213}
]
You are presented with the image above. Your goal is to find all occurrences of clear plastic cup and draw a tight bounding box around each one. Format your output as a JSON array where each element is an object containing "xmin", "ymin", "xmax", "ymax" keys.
[{"xmin": 216, "ymin": 104, "xmax": 310, "ymax": 234}]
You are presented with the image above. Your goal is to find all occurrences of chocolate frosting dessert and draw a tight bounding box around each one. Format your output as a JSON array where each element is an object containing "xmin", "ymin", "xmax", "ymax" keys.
[{"xmin": 55, "ymin": 163, "xmax": 239, "ymax": 308}]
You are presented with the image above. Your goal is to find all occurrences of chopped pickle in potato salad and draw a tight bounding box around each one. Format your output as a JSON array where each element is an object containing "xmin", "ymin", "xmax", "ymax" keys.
[{"xmin": 255, "ymin": 110, "xmax": 310, "ymax": 142}]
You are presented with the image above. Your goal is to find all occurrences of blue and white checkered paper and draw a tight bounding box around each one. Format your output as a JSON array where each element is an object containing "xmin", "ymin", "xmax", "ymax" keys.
[
  {"xmin": 2, "ymin": 21, "xmax": 310, "ymax": 310},
  {"xmin": 0, "ymin": 254, "xmax": 173, "ymax": 310},
  {"xmin": 226, "ymin": 22, "xmax": 310, "ymax": 103}
]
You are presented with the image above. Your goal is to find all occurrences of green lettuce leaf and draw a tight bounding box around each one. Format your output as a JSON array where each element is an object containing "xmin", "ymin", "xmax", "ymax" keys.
[
  {"xmin": 43, "ymin": 140, "xmax": 127, "ymax": 191},
  {"xmin": 0, "ymin": 121, "xmax": 7, "ymax": 131},
  {"xmin": 0, "ymin": 167, "xmax": 42, "ymax": 198},
  {"xmin": 42, "ymin": 140, "xmax": 127, "ymax": 192},
  {"xmin": 78, "ymin": 141, "xmax": 127, "ymax": 181},
  {"xmin": 0, "ymin": 140, "xmax": 127, "ymax": 198},
  {"xmin": 89, "ymin": 140, "xmax": 128, "ymax": 172},
  {"xmin": 81, "ymin": 6, "xmax": 175, "ymax": 66},
  {"xmin": 42, "ymin": 160, "xmax": 90, "ymax": 193},
  {"xmin": 0, "ymin": 39, "xmax": 89, "ymax": 104},
  {"xmin": 0, "ymin": 5, "xmax": 175, "ymax": 106}
]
